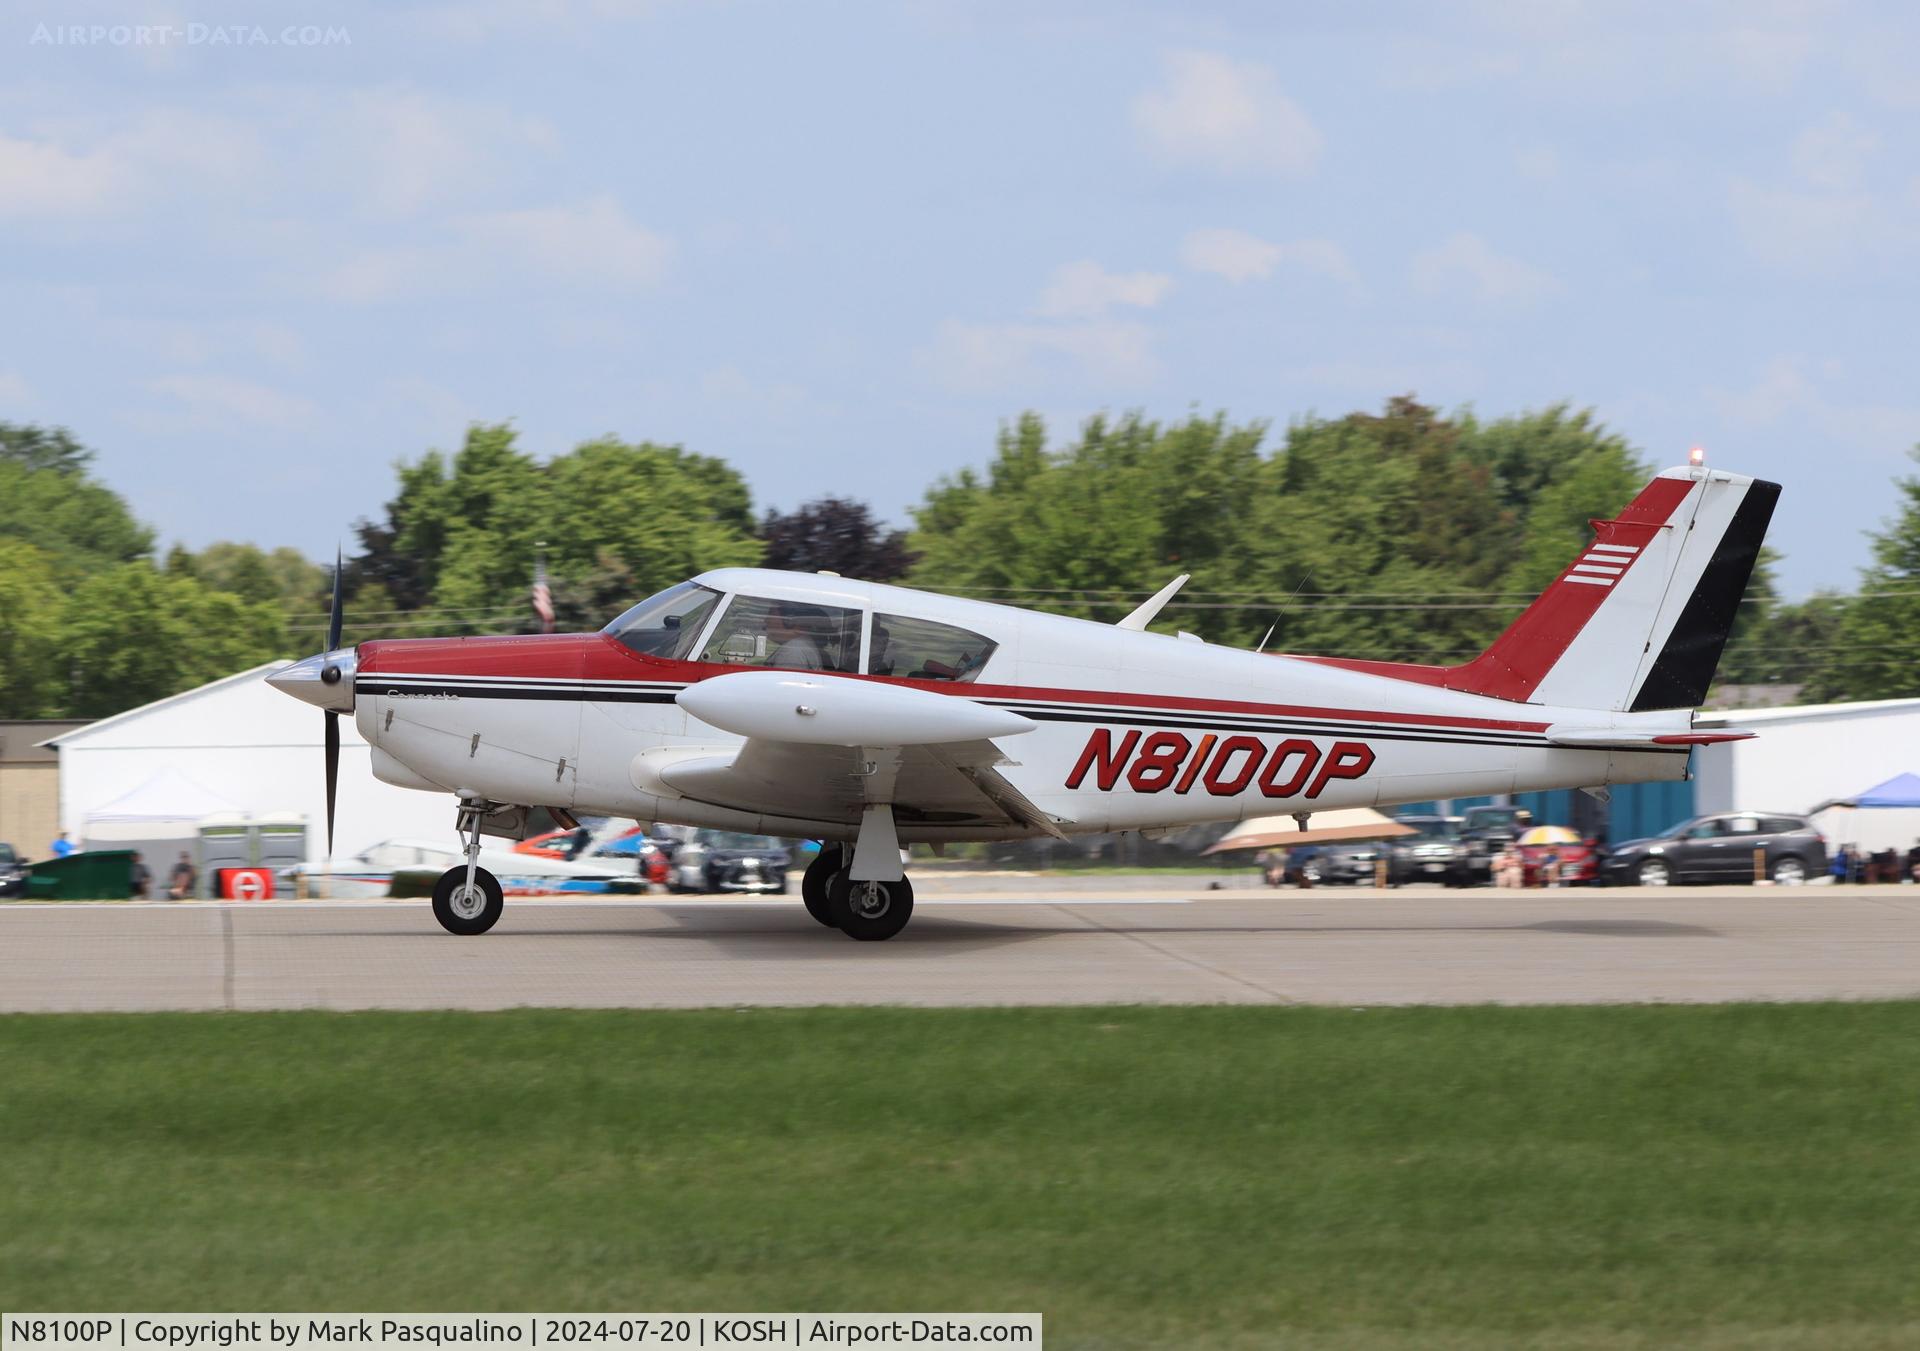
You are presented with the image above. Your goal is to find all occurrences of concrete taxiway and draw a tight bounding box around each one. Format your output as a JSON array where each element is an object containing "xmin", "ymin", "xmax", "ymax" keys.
[{"xmin": 4, "ymin": 885, "xmax": 1919, "ymax": 1011}]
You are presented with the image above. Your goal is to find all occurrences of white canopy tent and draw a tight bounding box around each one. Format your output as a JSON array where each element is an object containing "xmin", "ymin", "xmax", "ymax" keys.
[{"xmin": 84, "ymin": 766, "xmax": 243, "ymax": 842}]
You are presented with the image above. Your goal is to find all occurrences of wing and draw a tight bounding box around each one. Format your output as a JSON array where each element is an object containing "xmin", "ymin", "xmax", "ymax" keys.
[
  {"xmin": 662, "ymin": 671, "xmax": 1069, "ymax": 837},
  {"xmin": 656, "ymin": 738, "xmax": 1066, "ymax": 836}
]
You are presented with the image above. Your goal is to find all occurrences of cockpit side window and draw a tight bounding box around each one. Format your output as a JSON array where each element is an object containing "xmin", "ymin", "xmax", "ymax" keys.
[
  {"xmin": 867, "ymin": 612, "xmax": 997, "ymax": 682},
  {"xmin": 603, "ymin": 582, "xmax": 723, "ymax": 661},
  {"xmin": 699, "ymin": 595, "xmax": 863, "ymax": 672}
]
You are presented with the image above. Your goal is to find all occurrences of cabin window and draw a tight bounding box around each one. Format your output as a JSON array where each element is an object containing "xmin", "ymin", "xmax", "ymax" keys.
[
  {"xmin": 867, "ymin": 613, "xmax": 997, "ymax": 682},
  {"xmin": 604, "ymin": 581, "xmax": 723, "ymax": 660},
  {"xmin": 699, "ymin": 595, "xmax": 863, "ymax": 672}
]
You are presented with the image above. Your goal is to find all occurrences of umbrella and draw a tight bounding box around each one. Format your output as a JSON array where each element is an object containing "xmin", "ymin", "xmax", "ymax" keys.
[
  {"xmin": 1204, "ymin": 809, "xmax": 1417, "ymax": 853},
  {"xmin": 1517, "ymin": 825, "xmax": 1581, "ymax": 846}
]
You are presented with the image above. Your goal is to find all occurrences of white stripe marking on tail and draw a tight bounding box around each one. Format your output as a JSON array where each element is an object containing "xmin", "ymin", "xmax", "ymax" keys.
[{"xmin": 1589, "ymin": 543, "xmax": 1639, "ymax": 555}]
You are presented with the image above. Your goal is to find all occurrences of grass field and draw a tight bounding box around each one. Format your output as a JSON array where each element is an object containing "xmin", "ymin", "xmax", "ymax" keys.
[{"xmin": 3, "ymin": 1005, "xmax": 1918, "ymax": 1349}]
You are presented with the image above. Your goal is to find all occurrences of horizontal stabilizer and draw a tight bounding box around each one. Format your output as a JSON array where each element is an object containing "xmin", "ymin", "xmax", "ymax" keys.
[{"xmin": 1545, "ymin": 725, "xmax": 1755, "ymax": 749}]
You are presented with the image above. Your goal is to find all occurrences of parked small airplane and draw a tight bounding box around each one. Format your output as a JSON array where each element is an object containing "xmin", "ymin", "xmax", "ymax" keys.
[{"xmin": 270, "ymin": 463, "xmax": 1777, "ymax": 940}]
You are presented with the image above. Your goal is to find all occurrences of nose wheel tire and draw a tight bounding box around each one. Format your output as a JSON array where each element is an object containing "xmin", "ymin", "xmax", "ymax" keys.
[
  {"xmin": 432, "ymin": 865, "xmax": 503, "ymax": 935},
  {"xmin": 827, "ymin": 871, "xmax": 914, "ymax": 942},
  {"xmin": 801, "ymin": 846, "xmax": 845, "ymax": 927}
]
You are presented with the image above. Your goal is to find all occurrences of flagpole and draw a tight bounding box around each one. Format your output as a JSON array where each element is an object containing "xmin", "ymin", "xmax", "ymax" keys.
[{"xmin": 533, "ymin": 540, "xmax": 553, "ymax": 634}]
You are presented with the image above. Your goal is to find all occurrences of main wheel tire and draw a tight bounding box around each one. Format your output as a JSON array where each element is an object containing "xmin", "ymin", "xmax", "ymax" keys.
[
  {"xmin": 1771, "ymin": 855, "xmax": 1807, "ymax": 886},
  {"xmin": 828, "ymin": 871, "xmax": 914, "ymax": 942},
  {"xmin": 1636, "ymin": 858, "xmax": 1672, "ymax": 888},
  {"xmin": 801, "ymin": 846, "xmax": 844, "ymax": 927},
  {"xmin": 432, "ymin": 865, "xmax": 503, "ymax": 935}
]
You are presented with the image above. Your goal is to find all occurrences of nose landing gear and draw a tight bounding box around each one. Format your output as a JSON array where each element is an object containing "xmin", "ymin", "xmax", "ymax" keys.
[{"xmin": 432, "ymin": 800, "xmax": 504, "ymax": 935}]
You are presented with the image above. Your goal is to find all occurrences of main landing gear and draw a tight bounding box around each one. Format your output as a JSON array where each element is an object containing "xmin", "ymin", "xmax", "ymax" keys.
[
  {"xmin": 432, "ymin": 801, "xmax": 503, "ymax": 935},
  {"xmin": 802, "ymin": 843, "xmax": 914, "ymax": 942}
]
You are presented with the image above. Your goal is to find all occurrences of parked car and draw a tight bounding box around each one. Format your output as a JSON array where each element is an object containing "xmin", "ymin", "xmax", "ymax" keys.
[
  {"xmin": 1600, "ymin": 813, "xmax": 1828, "ymax": 887},
  {"xmin": 1391, "ymin": 814, "xmax": 1464, "ymax": 884},
  {"xmin": 1299, "ymin": 817, "xmax": 1462, "ymax": 886},
  {"xmin": 1513, "ymin": 826, "xmax": 1602, "ymax": 886},
  {"xmin": 0, "ymin": 843, "xmax": 25, "ymax": 898},
  {"xmin": 1451, "ymin": 805, "xmax": 1534, "ymax": 886},
  {"xmin": 665, "ymin": 829, "xmax": 791, "ymax": 894}
]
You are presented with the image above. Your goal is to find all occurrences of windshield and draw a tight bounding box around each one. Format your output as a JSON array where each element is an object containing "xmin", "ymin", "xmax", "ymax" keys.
[
  {"xmin": 604, "ymin": 582, "xmax": 723, "ymax": 660},
  {"xmin": 700, "ymin": 831, "xmax": 784, "ymax": 851},
  {"xmin": 1404, "ymin": 818, "xmax": 1458, "ymax": 841}
]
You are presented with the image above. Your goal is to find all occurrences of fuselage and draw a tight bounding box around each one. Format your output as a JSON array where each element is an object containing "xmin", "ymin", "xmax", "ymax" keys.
[{"xmin": 340, "ymin": 567, "xmax": 1689, "ymax": 843}]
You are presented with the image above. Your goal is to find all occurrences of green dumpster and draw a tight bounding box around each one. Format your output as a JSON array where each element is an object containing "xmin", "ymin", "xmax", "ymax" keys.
[{"xmin": 25, "ymin": 850, "xmax": 135, "ymax": 900}]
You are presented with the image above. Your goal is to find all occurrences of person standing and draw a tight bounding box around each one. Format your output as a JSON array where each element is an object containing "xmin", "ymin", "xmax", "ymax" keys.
[
  {"xmin": 129, "ymin": 852, "xmax": 151, "ymax": 899},
  {"xmin": 49, "ymin": 831, "xmax": 75, "ymax": 859},
  {"xmin": 167, "ymin": 851, "xmax": 198, "ymax": 900}
]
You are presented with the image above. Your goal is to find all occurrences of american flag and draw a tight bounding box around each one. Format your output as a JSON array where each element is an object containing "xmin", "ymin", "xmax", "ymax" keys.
[{"xmin": 531, "ymin": 552, "xmax": 554, "ymax": 633}]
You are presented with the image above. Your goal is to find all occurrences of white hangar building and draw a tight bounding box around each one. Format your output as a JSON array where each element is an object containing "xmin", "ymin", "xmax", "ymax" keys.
[
  {"xmin": 47, "ymin": 661, "xmax": 451, "ymax": 863},
  {"xmin": 1695, "ymin": 697, "xmax": 1920, "ymax": 853}
]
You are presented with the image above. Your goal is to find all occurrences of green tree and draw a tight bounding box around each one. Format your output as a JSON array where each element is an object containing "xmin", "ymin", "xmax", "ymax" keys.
[
  {"xmin": 1798, "ymin": 448, "xmax": 1920, "ymax": 701},
  {"xmin": 60, "ymin": 563, "xmax": 288, "ymax": 718},
  {"xmin": 909, "ymin": 411, "xmax": 1266, "ymax": 626},
  {"xmin": 908, "ymin": 399, "xmax": 1671, "ymax": 665},
  {"xmin": 0, "ymin": 539, "xmax": 66, "ymax": 717},
  {"xmin": 354, "ymin": 424, "xmax": 763, "ymax": 634},
  {"xmin": 0, "ymin": 422, "xmax": 153, "ymax": 580}
]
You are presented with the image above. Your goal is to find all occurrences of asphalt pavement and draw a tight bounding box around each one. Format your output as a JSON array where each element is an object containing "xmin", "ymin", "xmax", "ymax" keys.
[{"xmin": 4, "ymin": 883, "xmax": 1918, "ymax": 1011}]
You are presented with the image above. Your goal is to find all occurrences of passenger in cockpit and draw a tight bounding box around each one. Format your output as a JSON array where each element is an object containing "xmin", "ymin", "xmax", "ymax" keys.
[{"xmin": 766, "ymin": 602, "xmax": 828, "ymax": 670}]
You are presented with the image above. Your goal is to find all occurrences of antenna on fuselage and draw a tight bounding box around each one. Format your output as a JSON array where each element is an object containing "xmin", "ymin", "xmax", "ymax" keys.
[{"xmin": 1255, "ymin": 565, "xmax": 1315, "ymax": 654}]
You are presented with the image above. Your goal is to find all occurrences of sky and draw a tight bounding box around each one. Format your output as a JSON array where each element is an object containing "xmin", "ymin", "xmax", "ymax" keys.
[{"xmin": 2, "ymin": 0, "xmax": 1916, "ymax": 598}]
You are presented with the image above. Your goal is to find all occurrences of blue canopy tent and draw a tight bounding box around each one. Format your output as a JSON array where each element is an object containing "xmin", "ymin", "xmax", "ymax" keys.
[{"xmin": 1823, "ymin": 772, "xmax": 1920, "ymax": 810}]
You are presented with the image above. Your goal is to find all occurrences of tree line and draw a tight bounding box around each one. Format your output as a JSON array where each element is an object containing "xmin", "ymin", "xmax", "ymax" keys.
[{"xmin": 2, "ymin": 402, "xmax": 1915, "ymax": 722}]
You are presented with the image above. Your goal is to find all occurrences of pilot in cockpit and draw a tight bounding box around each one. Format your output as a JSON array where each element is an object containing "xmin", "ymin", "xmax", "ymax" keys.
[{"xmin": 766, "ymin": 602, "xmax": 829, "ymax": 670}]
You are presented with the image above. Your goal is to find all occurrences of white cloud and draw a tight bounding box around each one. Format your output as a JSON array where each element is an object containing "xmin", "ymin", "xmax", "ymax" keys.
[
  {"xmin": 1180, "ymin": 228, "xmax": 1356, "ymax": 286},
  {"xmin": 330, "ymin": 89, "xmax": 557, "ymax": 217},
  {"xmin": 142, "ymin": 374, "xmax": 318, "ymax": 428},
  {"xmin": 1704, "ymin": 356, "xmax": 1920, "ymax": 456},
  {"xmin": 0, "ymin": 109, "xmax": 267, "ymax": 221},
  {"xmin": 1789, "ymin": 111, "xmax": 1878, "ymax": 191},
  {"xmin": 1726, "ymin": 178, "xmax": 1877, "ymax": 272},
  {"xmin": 1132, "ymin": 50, "xmax": 1322, "ymax": 176},
  {"xmin": 1180, "ymin": 228, "xmax": 1280, "ymax": 283},
  {"xmin": 0, "ymin": 131, "xmax": 123, "ymax": 217},
  {"xmin": 0, "ymin": 370, "xmax": 31, "ymax": 405},
  {"xmin": 1411, "ymin": 232, "xmax": 1562, "ymax": 306},
  {"xmin": 327, "ymin": 197, "xmax": 672, "ymax": 301},
  {"xmin": 922, "ymin": 318, "xmax": 1158, "ymax": 392},
  {"xmin": 1035, "ymin": 260, "xmax": 1173, "ymax": 317},
  {"xmin": 467, "ymin": 197, "xmax": 673, "ymax": 286}
]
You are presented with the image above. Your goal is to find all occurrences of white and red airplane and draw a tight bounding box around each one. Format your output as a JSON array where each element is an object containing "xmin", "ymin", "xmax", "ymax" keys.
[{"xmin": 270, "ymin": 463, "xmax": 1777, "ymax": 940}]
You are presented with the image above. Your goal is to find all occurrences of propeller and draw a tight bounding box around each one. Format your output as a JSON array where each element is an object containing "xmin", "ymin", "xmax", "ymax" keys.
[{"xmin": 320, "ymin": 546, "xmax": 344, "ymax": 857}]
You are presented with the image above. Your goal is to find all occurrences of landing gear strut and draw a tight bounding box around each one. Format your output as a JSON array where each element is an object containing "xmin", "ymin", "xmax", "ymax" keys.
[{"xmin": 432, "ymin": 801, "xmax": 503, "ymax": 935}]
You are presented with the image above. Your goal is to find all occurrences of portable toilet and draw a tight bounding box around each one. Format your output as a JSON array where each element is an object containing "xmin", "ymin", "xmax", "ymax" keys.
[
  {"xmin": 256, "ymin": 813, "xmax": 309, "ymax": 870},
  {"xmin": 198, "ymin": 813, "xmax": 253, "ymax": 893}
]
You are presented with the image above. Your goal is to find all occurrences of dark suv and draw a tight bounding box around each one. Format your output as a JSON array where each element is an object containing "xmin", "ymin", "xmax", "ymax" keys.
[
  {"xmin": 1451, "ymin": 805, "xmax": 1534, "ymax": 887},
  {"xmin": 0, "ymin": 843, "xmax": 24, "ymax": 898},
  {"xmin": 1600, "ymin": 813, "xmax": 1828, "ymax": 887}
]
